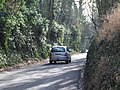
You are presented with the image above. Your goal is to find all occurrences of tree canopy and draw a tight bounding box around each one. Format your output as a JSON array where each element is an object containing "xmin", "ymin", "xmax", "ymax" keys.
[{"xmin": 0, "ymin": 0, "xmax": 92, "ymax": 68}]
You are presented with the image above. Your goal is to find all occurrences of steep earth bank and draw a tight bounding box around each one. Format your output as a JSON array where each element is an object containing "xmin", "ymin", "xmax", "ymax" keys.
[{"xmin": 84, "ymin": 5, "xmax": 120, "ymax": 90}]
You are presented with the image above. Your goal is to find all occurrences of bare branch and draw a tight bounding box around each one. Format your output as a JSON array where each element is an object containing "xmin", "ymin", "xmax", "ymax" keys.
[{"xmin": 84, "ymin": 0, "xmax": 99, "ymax": 34}]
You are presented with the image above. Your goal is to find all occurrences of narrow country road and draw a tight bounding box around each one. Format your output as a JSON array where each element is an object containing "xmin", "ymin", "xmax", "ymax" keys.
[{"xmin": 0, "ymin": 53, "xmax": 87, "ymax": 90}]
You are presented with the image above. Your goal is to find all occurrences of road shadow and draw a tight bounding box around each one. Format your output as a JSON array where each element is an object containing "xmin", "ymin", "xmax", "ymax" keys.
[
  {"xmin": 43, "ymin": 62, "xmax": 68, "ymax": 65},
  {"xmin": 0, "ymin": 58, "xmax": 86, "ymax": 90}
]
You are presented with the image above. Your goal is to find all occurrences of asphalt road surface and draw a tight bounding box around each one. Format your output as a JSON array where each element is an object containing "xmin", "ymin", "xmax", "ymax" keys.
[{"xmin": 0, "ymin": 53, "xmax": 87, "ymax": 90}]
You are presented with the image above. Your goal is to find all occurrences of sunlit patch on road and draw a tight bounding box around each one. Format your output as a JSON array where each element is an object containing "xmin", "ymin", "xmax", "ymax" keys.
[{"xmin": 0, "ymin": 53, "xmax": 87, "ymax": 90}]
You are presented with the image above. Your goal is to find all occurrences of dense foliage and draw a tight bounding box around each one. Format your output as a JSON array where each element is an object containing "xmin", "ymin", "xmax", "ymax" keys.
[{"xmin": 0, "ymin": 0, "xmax": 91, "ymax": 68}]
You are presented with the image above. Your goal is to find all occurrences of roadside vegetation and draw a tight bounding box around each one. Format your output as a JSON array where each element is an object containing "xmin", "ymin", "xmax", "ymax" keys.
[
  {"xmin": 84, "ymin": 1, "xmax": 120, "ymax": 90},
  {"xmin": 0, "ymin": 0, "xmax": 93, "ymax": 69}
]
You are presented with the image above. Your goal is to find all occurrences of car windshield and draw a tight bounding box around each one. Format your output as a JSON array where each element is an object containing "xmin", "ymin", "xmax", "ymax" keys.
[{"xmin": 51, "ymin": 47, "xmax": 65, "ymax": 52}]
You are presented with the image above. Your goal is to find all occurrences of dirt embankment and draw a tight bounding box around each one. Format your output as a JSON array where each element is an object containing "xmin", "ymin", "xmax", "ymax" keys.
[{"xmin": 84, "ymin": 5, "xmax": 120, "ymax": 90}]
